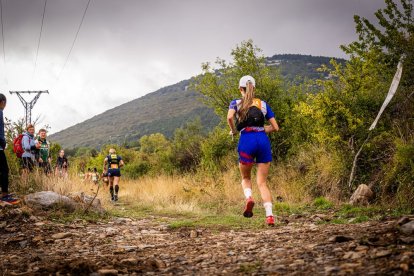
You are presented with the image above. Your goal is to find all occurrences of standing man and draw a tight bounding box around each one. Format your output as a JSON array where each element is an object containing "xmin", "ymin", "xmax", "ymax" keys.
[
  {"xmin": 103, "ymin": 148, "xmax": 124, "ymax": 201},
  {"xmin": 36, "ymin": 129, "xmax": 52, "ymax": 175},
  {"xmin": 0, "ymin": 94, "xmax": 19, "ymax": 204}
]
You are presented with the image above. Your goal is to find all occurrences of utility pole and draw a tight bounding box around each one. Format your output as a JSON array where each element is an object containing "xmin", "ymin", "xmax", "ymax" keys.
[{"xmin": 9, "ymin": 90, "xmax": 49, "ymax": 126}]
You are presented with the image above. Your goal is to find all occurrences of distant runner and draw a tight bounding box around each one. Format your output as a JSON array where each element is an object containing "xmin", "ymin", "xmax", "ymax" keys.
[
  {"xmin": 103, "ymin": 148, "xmax": 124, "ymax": 201},
  {"xmin": 36, "ymin": 128, "xmax": 52, "ymax": 175},
  {"xmin": 84, "ymin": 168, "xmax": 92, "ymax": 181},
  {"xmin": 0, "ymin": 93, "xmax": 19, "ymax": 204},
  {"xmin": 227, "ymin": 75, "xmax": 279, "ymax": 226},
  {"xmin": 55, "ymin": 149, "xmax": 68, "ymax": 178},
  {"xmin": 91, "ymin": 167, "xmax": 99, "ymax": 185}
]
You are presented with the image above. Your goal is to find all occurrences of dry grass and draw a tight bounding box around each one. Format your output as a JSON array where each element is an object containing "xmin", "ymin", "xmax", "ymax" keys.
[
  {"xmin": 10, "ymin": 149, "xmax": 345, "ymax": 216},
  {"xmin": 11, "ymin": 166, "xmax": 301, "ymax": 216}
]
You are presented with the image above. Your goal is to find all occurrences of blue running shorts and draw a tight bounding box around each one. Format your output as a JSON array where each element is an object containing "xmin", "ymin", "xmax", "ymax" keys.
[
  {"xmin": 238, "ymin": 131, "xmax": 272, "ymax": 164},
  {"xmin": 108, "ymin": 169, "xmax": 121, "ymax": 177}
]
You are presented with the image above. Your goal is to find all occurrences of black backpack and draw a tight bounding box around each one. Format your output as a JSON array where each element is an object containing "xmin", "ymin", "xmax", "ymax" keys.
[{"xmin": 236, "ymin": 106, "xmax": 265, "ymax": 131}]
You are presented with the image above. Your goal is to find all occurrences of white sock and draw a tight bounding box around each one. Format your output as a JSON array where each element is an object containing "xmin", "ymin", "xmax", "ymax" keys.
[
  {"xmin": 263, "ymin": 202, "xmax": 273, "ymax": 217},
  {"xmin": 243, "ymin": 188, "xmax": 252, "ymax": 199}
]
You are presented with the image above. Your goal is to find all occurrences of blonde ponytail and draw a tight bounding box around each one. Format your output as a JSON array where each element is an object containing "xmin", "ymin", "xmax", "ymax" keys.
[{"xmin": 238, "ymin": 82, "xmax": 255, "ymax": 122}]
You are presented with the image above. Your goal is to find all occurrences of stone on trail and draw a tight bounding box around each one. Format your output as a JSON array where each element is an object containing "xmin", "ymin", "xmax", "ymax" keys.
[
  {"xmin": 328, "ymin": 235, "xmax": 354, "ymax": 243},
  {"xmin": 396, "ymin": 217, "xmax": 410, "ymax": 226},
  {"xmin": 120, "ymin": 258, "xmax": 138, "ymax": 265},
  {"xmin": 343, "ymin": 251, "xmax": 362, "ymax": 260},
  {"xmin": 399, "ymin": 236, "xmax": 414, "ymax": 244},
  {"xmin": 374, "ymin": 250, "xmax": 392, "ymax": 258},
  {"xmin": 97, "ymin": 269, "xmax": 118, "ymax": 275},
  {"xmin": 68, "ymin": 192, "xmax": 105, "ymax": 214},
  {"xmin": 400, "ymin": 220, "xmax": 414, "ymax": 235},
  {"xmin": 52, "ymin": 232, "xmax": 72, "ymax": 239},
  {"xmin": 24, "ymin": 191, "xmax": 77, "ymax": 211},
  {"xmin": 349, "ymin": 184, "xmax": 373, "ymax": 206},
  {"xmin": 190, "ymin": 230, "xmax": 198, "ymax": 238}
]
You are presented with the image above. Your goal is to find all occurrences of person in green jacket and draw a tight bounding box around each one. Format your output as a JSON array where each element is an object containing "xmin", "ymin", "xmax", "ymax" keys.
[{"xmin": 36, "ymin": 129, "xmax": 52, "ymax": 175}]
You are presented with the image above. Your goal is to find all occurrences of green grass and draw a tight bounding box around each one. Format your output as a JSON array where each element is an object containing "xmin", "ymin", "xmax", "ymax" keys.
[
  {"xmin": 47, "ymin": 198, "xmax": 412, "ymax": 229},
  {"xmin": 338, "ymin": 204, "xmax": 383, "ymax": 218},
  {"xmin": 47, "ymin": 209, "xmax": 110, "ymax": 224},
  {"xmin": 168, "ymin": 214, "xmax": 269, "ymax": 230},
  {"xmin": 312, "ymin": 197, "xmax": 334, "ymax": 210}
]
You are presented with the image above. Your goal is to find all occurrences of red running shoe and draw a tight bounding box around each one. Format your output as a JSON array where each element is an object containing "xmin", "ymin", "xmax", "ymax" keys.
[
  {"xmin": 243, "ymin": 197, "xmax": 255, "ymax": 218},
  {"xmin": 266, "ymin": 215, "xmax": 275, "ymax": 226},
  {"xmin": 1, "ymin": 194, "xmax": 20, "ymax": 205}
]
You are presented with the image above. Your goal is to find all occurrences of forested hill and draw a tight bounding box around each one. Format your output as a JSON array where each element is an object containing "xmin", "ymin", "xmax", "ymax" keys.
[{"xmin": 50, "ymin": 54, "xmax": 345, "ymax": 149}]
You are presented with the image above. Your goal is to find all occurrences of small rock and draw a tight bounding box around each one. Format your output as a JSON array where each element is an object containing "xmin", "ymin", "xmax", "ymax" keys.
[
  {"xmin": 29, "ymin": 215, "xmax": 38, "ymax": 222},
  {"xmin": 8, "ymin": 208, "xmax": 23, "ymax": 216},
  {"xmin": 343, "ymin": 251, "xmax": 361, "ymax": 260},
  {"xmin": 155, "ymin": 259, "xmax": 166, "ymax": 269},
  {"xmin": 328, "ymin": 235, "xmax": 354, "ymax": 243},
  {"xmin": 0, "ymin": 221, "xmax": 6, "ymax": 229},
  {"xmin": 333, "ymin": 247, "xmax": 343, "ymax": 253},
  {"xmin": 19, "ymin": 240, "xmax": 28, "ymax": 248},
  {"xmin": 190, "ymin": 230, "xmax": 198, "ymax": 238},
  {"xmin": 355, "ymin": 245, "xmax": 369, "ymax": 252},
  {"xmin": 325, "ymin": 266, "xmax": 340, "ymax": 273},
  {"xmin": 120, "ymin": 245, "xmax": 138, "ymax": 252},
  {"xmin": 52, "ymin": 232, "xmax": 72, "ymax": 239},
  {"xmin": 400, "ymin": 263, "xmax": 410, "ymax": 272},
  {"xmin": 120, "ymin": 258, "xmax": 138, "ymax": 265},
  {"xmin": 400, "ymin": 220, "xmax": 414, "ymax": 235},
  {"xmin": 349, "ymin": 184, "xmax": 373, "ymax": 206},
  {"xmin": 396, "ymin": 217, "xmax": 410, "ymax": 226},
  {"xmin": 97, "ymin": 269, "xmax": 118, "ymax": 275},
  {"xmin": 105, "ymin": 227, "xmax": 117, "ymax": 236},
  {"xmin": 313, "ymin": 216, "xmax": 323, "ymax": 223},
  {"xmin": 348, "ymin": 218, "xmax": 357, "ymax": 223},
  {"xmin": 399, "ymin": 236, "xmax": 414, "ymax": 244},
  {"xmin": 374, "ymin": 250, "xmax": 392, "ymax": 258},
  {"xmin": 32, "ymin": 236, "xmax": 43, "ymax": 242}
]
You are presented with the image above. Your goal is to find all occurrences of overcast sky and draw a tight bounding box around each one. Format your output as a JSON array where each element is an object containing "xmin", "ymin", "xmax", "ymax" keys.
[{"xmin": 0, "ymin": 0, "xmax": 386, "ymax": 134}]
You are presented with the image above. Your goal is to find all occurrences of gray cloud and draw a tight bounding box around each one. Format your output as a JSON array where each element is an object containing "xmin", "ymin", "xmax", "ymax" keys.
[{"xmin": 1, "ymin": 0, "xmax": 386, "ymax": 133}]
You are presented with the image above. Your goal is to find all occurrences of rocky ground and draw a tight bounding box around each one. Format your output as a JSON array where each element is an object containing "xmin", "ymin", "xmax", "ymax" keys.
[{"xmin": 1, "ymin": 204, "xmax": 414, "ymax": 275}]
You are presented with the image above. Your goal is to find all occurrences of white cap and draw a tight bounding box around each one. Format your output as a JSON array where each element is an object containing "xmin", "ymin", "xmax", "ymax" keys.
[{"xmin": 239, "ymin": 75, "xmax": 255, "ymax": 88}]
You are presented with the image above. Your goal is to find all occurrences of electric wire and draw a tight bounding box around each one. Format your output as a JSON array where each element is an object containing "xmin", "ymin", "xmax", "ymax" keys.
[
  {"xmin": 0, "ymin": 0, "xmax": 8, "ymax": 87},
  {"xmin": 56, "ymin": 0, "xmax": 91, "ymax": 80},
  {"xmin": 32, "ymin": 0, "xmax": 48, "ymax": 80}
]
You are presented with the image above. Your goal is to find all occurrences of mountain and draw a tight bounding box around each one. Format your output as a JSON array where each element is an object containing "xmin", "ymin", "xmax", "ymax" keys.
[{"xmin": 50, "ymin": 54, "xmax": 345, "ymax": 149}]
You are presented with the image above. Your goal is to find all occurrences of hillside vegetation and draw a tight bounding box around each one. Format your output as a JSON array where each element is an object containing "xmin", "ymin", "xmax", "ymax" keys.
[{"xmin": 50, "ymin": 54, "xmax": 344, "ymax": 149}]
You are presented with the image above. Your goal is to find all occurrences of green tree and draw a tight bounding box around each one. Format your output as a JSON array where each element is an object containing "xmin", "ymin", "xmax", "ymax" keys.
[
  {"xmin": 171, "ymin": 118, "xmax": 204, "ymax": 172},
  {"xmin": 193, "ymin": 40, "xmax": 294, "ymax": 158}
]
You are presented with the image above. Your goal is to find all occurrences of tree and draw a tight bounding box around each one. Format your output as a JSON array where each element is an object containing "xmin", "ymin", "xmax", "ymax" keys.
[{"xmin": 193, "ymin": 40, "xmax": 294, "ymax": 158}]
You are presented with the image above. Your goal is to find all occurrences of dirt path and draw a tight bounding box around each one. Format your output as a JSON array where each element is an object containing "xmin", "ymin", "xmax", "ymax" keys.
[{"xmin": 1, "ymin": 208, "xmax": 413, "ymax": 275}]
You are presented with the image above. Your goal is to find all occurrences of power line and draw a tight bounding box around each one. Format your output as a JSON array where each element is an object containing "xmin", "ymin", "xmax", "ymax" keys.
[
  {"xmin": 0, "ymin": 0, "xmax": 4, "ymax": 64},
  {"xmin": 0, "ymin": 0, "xmax": 8, "ymax": 88},
  {"xmin": 32, "ymin": 0, "xmax": 48, "ymax": 79},
  {"xmin": 57, "ymin": 0, "xmax": 91, "ymax": 80}
]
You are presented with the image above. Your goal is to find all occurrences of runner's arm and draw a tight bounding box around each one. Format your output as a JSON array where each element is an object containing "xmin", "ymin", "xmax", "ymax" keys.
[
  {"xmin": 103, "ymin": 158, "xmax": 108, "ymax": 172},
  {"xmin": 119, "ymin": 159, "xmax": 125, "ymax": 168},
  {"xmin": 264, "ymin": 117, "xmax": 279, "ymax": 133},
  {"xmin": 227, "ymin": 109, "xmax": 237, "ymax": 135}
]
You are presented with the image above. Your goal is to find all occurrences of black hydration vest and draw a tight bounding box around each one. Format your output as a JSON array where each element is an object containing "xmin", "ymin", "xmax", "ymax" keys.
[
  {"xmin": 236, "ymin": 99, "xmax": 265, "ymax": 131},
  {"xmin": 108, "ymin": 154, "xmax": 120, "ymax": 170}
]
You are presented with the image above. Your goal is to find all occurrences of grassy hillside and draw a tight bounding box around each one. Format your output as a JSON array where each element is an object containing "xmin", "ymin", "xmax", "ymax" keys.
[{"xmin": 50, "ymin": 54, "xmax": 345, "ymax": 149}]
